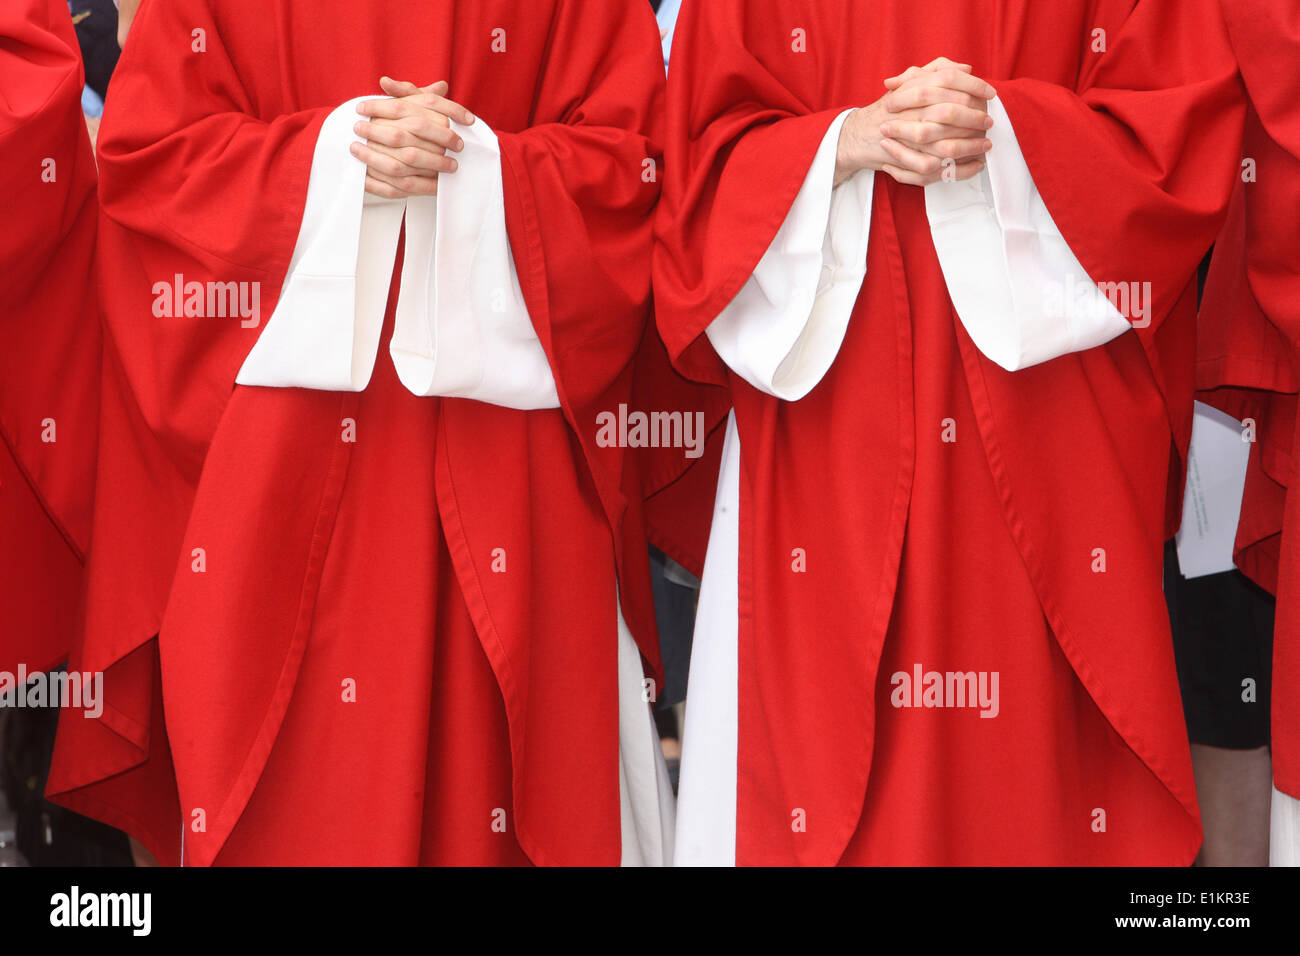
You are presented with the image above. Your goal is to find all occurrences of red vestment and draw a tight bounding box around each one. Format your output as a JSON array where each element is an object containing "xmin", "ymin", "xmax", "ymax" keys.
[
  {"xmin": 655, "ymin": 0, "xmax": 1245, "ymax": 863},
  {"xmin": 0, "ymin": 0, "xmax": 100, "ymax": 676},
  {"xmin": 1196, "ymin": 0, "xmax": 1300, "ymax": 798},
  {"xmin": 48, "ymin": 0, "xmax": 666, "ymax": 865}
]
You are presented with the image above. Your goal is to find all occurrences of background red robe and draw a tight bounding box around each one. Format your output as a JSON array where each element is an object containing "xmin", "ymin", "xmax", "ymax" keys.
[
  {"xmin": 1196, "ymin": 0, "xmax": 1300, "ymax": 799},
  {"xmin": 0, "ymin": 0, "xmax": 100, "ymax": 677},
  {"xmin": 48, "ymin": 0, "xmax": 666, "ymax": 865},
  {"xmin": 656, "ymin": 0, "xmax": 1244, "ymax": 863}
]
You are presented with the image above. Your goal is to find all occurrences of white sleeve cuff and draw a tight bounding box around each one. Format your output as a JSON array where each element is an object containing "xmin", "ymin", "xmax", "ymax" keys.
[
  {"xmin": 236, "ymin": 97, "xmax": 404, "ymax": 391},
  {"xmin": 924, "ymin": 96, "xmax": 1132, "ymax": 372},
  {"xmin": 390, "ymin": 118, "xmax": 560, "ymax": 410},
  {"xmin": 705, "ymin": 110, "xmax": 874, "ymax": 401}
]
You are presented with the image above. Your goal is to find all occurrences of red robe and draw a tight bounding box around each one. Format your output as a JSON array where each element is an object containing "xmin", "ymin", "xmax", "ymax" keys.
[
  {"xmin": 48, "ymin": 0, "xmax": 666, "ymax": 866},
  {"xmin": 655, "ymin": 0, "xmax": 1244, "ymax": 863},
  {"xmin": 0, "ymin": 0, "xmax": 100, "ymax": 677},
  {"xmin": 1196, "ymin": 0, "xmax": 1300, "ymax": 798}
]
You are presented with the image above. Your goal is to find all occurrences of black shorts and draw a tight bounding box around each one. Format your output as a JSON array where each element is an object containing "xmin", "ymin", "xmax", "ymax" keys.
[
  {"xmin": 1164, "ymin": 540, "xmax": 1274, "ymax": 750},
  {"xmin": 649, "ymin": 546, "xmax": 699, "ymax": 711}
]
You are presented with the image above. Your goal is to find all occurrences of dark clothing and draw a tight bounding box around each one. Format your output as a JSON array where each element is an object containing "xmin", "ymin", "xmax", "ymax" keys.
[
  {"xmin": 1165, "ymin": 540, "xmax": 1274, "ymax": 750},
  {"xmin": 70, "ymin": 0, "xmax": 120, "ymax": 99}
]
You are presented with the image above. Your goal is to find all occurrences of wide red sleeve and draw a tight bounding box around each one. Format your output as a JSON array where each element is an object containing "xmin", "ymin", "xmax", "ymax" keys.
[
  {"xmin": 1195, "ymin": 120, "xmax": 1300, "ymax": 598},
  {"xmin": 492, "ymin": 0, "xmax": 668, "ymax": 652},
  {"xmin": 1196, "ymin": 0, "xmax": 1300, "ymax": 589},
  {"xmin": 1199, "ymin": 0, "xmax": 1300, "ymax": 391},
  {"xmin": 95, "ymin": 0, "xmax": 330, "ymax": 480},
  {"xmin": 0, "ymin": 0, "xmax": 100, "ymax": 673},
  {"xmin": 993, "ymin": 0, "xmax": 1245, "ymax": 434},
  {"xmin": 49, "ymin": 0, "xmax": 338, "ymax": 812},
  {"xmin": 652, "ymin": 0, "xmax": 854, "ymax": 387}
]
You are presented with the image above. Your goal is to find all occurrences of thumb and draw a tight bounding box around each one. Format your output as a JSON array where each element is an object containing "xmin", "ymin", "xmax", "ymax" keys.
[{"xmin": 380, "ymin": 77, "xmax": 448, "ymax": 97}]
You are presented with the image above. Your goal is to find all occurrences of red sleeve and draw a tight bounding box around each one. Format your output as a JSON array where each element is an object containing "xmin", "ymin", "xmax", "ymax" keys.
[
  {"xmin": 1198, "ymin": 0, "xmax": 1300, "ymax": 392},
  {"xmin": 0, "ymin": 0, "xmax": 94, "ymax": 304},
  {"xmin": 994, "ymin": 0, "xmax": 1245, "ymax": 351},
  {"xmin": 0, "ymin": 0, "xmax": 100, "ymax": 673},
  {"xmin": 493, "ymin": 0, "xmax": 669, "ymax": 650},
  {"xmin": 495, "ymin": 0, "xmax": 663, "ymax": 433},
  {"xmin": 652, "ymin": 0, "xmax": 851, "ymax": 386},
  {"xmin": 0, "ymin": 0, "xmax": 99, "ymax": 549},
  {"xmin": 95, "ymin": 0, "xmax": 331, "ymax": 479},
  {"xmin": 1225, "ymin": 0, "xmax": 1300, "ymax": 168},
  {"xmin": 1195, "ymin": 0, "xmax": 1300, "ymax": 588}
]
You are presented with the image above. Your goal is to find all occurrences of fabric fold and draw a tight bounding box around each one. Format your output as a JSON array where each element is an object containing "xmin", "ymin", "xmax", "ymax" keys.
[
  {"xmin": 925, "ymin": 97, "xmax": 1132, "ymax": 372},
  {"xmin": 392, "ymin": 119, "xmax": 559, "ymax": 409},
  {"xmin": 706, "ymin": 110, "xmax": 873, "ymax": 400}
]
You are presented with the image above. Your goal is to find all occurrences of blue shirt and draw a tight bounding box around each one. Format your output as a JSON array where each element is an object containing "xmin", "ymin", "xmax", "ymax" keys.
[{"xmin": 656, "ymin": 0, "xmax": 683, "ymax": 70}]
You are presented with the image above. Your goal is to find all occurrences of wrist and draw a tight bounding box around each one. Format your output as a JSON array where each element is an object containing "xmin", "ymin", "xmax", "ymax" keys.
[{"xmin": 834, "ymin": 103, "xmax": 886, "ymax": 185}]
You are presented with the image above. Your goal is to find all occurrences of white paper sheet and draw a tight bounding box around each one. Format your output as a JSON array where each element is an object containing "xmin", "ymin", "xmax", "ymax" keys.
[{"xmin": 1175, "ymin": 401, "xmax": 1251, "ymax": 579}]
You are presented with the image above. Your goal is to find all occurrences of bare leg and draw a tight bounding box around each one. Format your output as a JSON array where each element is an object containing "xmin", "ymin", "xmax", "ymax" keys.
[
  {"xmin": 1190, "ymin": 744, "xmax": 1271, "ymax": 866},
  {"xmin": 129, "ymin": 835, "xmax": 159, "ymax": 867}
]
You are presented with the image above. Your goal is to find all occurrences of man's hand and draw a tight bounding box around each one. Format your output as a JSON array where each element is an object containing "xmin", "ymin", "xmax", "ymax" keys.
[
  {"xmin": 836, "ymin": 57, "xmax": 996, "ymax": 187},
  {"xmin": 352, "ymin": 79, "xmax": 475, "ymax": 198},
  {"xmin": 879, "ymin": 58, "xmax": 996, "ymax": 184}
]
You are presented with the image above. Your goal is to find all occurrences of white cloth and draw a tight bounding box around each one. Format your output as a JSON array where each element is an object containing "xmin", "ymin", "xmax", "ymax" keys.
[
  {"xmin": 706, "ymin": 110, "xmax": 872, "ymax": 401},
  {"xmin": 390, "ymin": 121, "xmax": 558, "ymax": 408},
  {"xmin": 674, "ymin": 411, "xmax": 741, "ymax": 866},
  {"xmin": 618, "ymin": 602, "xmax": 676, "ymax": 866},
  {"xmin": 1175, "ymin": 402, "xmax": 1251, "ymax": 578},
  {"xmin": 238, "ymin": 98, "xmax": 558, "ymax": 409},
  {"xmin": 1272, "ymin": 786, "xmax": 1300, "ymax": 866},
  {"xmin": 925, "ymin": 96, "xmax": 1132, "ymax": 371},
  {"xmin": 238, "ymin": 95, "xmax": 667, "ymax": 864},
  {"xmin": 236, "ymin": 97, "xmax": 400, "ymax": 392}
]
